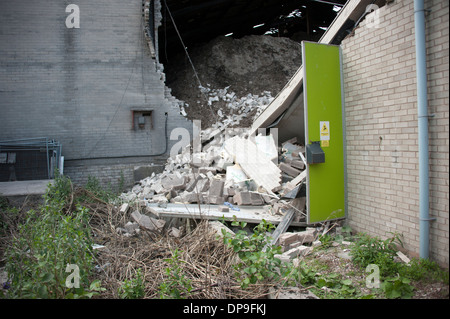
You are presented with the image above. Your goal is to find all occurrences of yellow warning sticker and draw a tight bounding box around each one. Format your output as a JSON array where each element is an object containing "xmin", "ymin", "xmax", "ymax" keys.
[
  {"xmin": 321, "ymin": 140, "xmax": 329, "ymax": 147},
  {"xmin": 320, "ymin": 121, "xmax": 330, "ymax": 141}
]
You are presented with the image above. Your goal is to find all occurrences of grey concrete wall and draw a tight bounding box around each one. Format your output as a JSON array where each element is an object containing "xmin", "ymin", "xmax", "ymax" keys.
[{"xmin": 0, "ymin": 0, "xmax": 192, "ymax": 186}]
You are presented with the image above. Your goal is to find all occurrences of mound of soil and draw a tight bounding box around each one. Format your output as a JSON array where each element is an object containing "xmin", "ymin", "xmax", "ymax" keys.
[{"xmin": 165, "ymin": 35, "xmax": 302, "ymax": 128}]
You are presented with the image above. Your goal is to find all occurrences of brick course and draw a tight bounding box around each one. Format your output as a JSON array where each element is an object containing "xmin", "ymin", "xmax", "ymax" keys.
[
  {"xmin": 342, "ymin": 0, "xmax": 449, "ymax": 266},
  {"xmin": 0, "ymin": 0, "xmax": 192, "ymax": 186}
]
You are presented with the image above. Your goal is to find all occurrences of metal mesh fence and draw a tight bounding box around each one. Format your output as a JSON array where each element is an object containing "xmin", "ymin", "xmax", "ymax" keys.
[{"xmin": 0, "ymin": 138, "xmax": 62, "ymax": 181}]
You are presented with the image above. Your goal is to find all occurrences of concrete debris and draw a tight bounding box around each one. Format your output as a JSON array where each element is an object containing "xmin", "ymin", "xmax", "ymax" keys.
[
  {"xmin": 131, "ymin": 210, "xmax": 165, "ymax": 232},
  {"xmin": 396, "ymin": 251, "xmax": 411, "ymax": 265},
  {"xmin": 119, "ymin": 117, "xmax": 310, "ymax": 241},
  {"xmin": 168, "ymin": 227, "xmax": 182, "ymax": 238},
  {"xmin": 208, "ymin": 221, "xmax": 235, "ymax": 238},
  {"xmin": 269, "ymin": 287, "xmax": 319, "ymax": 299}
]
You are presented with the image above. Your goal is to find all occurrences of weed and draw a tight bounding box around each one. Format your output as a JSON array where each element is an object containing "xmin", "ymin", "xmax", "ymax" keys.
[
  {"xmin": 158, "ymin": 249, "xmax": 192, "ymax": 299},
  {"xmin": 318, "ymin": 233, "xmax": 333, "ymax": 249},
  {"xmin": 4, "ymin": 174, "xmax": 99, "ymax": 299},
  {"xmin": 118, "ymin": 269, "xmax": 145, "ymax": 299},
  {"xmin": 84, "ymin": 176, "xmax": 118, "ymax": 203},
  {"xmin": 400, "ymin": 258, "xmax": 449, "ymax": 284},
  {"xmin": 349, "ymin": 232, "xmax": 403, "ymax": 277},
  {"xmin": 222, "ymin": 218, "xmax": 284, "ymax": 289},
  {"xmin": 381, "ymin": 276, "xmax": 414, "ymax": 299}
]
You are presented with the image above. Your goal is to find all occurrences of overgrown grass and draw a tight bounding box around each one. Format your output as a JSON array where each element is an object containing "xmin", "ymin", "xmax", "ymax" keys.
[{"xmin": 1, "ymin": 174, "xmax": 447, "ymax": 299}]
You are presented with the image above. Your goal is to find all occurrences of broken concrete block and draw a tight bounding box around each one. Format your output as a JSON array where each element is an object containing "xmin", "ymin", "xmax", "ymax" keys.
[
  {"xmin": 209, "ymin": 179, "xmax": 224, "ymax": 197},
  {"xmin": 124, "ymin": 222, "xmax": 139, "ymax": 235},
  {"xmin": 396, "ymin": 251, "xmax": 411, "ymax": 264},
  {"xmin": 219, "ymin": 206, "xmax": 229, "ymax": 212},
  {"xmin": 279, "ymin": 232, "xmax": 300, "ymax": 247},
  {"xmin": 273, "ymin": 202, "xmax": 288, "ymax": 215},
  {"xmin": 215, "ymin": 157, "xmax": 234, "ymax": 170},
  {"xmin": 182, "ymin": 191, "xmax": 204, "ymax": 203},
  {"xmin": 191, "ymin": 152, "xmax": 213, "ymax": 168},
  {"xmin": 169, "ymin": 227, "xmax": 182, "ymax": 238},
  {"xmin": 312, "ymin": 240, "xmax": 322, "ymax": 248},
  {"xmin": 119, "ymin": 203, "xmax": 129, "ymax": 214},
  {"xmin": 274, "ymin": 254, "xmax": 291, "ymax": 264},
  {"xmin": 283, "ymin": 245, "xmax": 312, "ymax": 259},
  {"xmin": 198, "ymin": 167, "xmax": 218, "ymax": 175},
  {"xmin": 185, "ymin": 174, "xmax": 203, "ymax": 192},
  {"xmin": 151, "ymin": 194, "xmax": 169, "ymax": 204},
  {"xmin": 290, "ymin": 159, "xmax": 305, "ymax": 170},
  {"xmin": 207, "ymin": 195, "xmax": 225, "ymax": 205},
  {"xmin": 261, "ymin": 194, "xmax": 274, "ymax": 204},
  {"xmin": 279, "ymin": 162, "xmax": 302, "ymax": 178},
  {"xmin": 161, "ymin": 175, "xmax": 186, "ymax": 191},
  {"xmin": 208, "ymin": 221, "xmax": 235, "ymax": 238},
  {"xmin": 150, "ymin": 180, "xmax": 165, "ymax": 194},
  {"xmin": 250, "ymin": 192, "xmax": 264, "ymax": 205},
  {"xmin": 269, "ymin": 287, "xmax": 319, "ymax": 299},
  {"xmin": 233, "ymin": 191, "xmax": 252, "ymax": 205},
  {"xmin": 131, "ymin": 210, "xmax": 165, "ymax": 232},
  {"xmin": 195, "ymin": 178, "xmax": 210, "ymax": 192},
  {"xmin": 297, "ymin": 229, "xmax": 316, "ymax": 244}
]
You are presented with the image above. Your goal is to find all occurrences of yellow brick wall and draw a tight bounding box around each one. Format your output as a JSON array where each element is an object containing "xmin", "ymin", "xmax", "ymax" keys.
[{"xmin": 342, "ymin": 0, "xmax": 449, "ymax": 266}]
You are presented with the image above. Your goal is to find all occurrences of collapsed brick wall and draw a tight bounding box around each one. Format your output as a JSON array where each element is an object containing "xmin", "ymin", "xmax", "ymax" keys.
[{"xmin": 342, "ymin": 0, "xmax": 449, "ymax": 266}]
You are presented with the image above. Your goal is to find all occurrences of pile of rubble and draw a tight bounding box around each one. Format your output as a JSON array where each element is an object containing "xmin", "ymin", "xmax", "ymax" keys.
[
  {"xmin": 179, "ymin": 85, "xmax": 275, "ymax": 129},
  {"xmin": 120, "ymin": 121, "xmax": 308, "ymax": 225}
]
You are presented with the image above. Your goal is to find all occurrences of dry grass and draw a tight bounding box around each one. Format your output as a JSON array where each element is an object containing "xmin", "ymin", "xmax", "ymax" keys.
[{"xmin": 80, "ymin": 191, "xmax": 273, "ymax": 299}]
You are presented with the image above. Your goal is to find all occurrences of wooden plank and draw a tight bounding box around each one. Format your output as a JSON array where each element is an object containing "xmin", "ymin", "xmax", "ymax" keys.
[
  {"xmin": 146, "ymin": 203, "xmax": 305, "ymax": 226},
  {"xmin": 284, "ymin": 170, "xmax": 307, "ymax": 191}
]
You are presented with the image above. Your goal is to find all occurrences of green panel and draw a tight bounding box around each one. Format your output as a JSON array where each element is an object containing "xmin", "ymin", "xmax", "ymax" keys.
[{"xmin": 302, "ymin": 41, "xmax": 346, "ymax": 224}]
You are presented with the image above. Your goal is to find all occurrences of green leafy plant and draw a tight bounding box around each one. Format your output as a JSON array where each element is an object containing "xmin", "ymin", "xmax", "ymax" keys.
[
  {"xmin": 314, "ymin": 273, "xmax": 358, "ymax": 298},
  {"xmin": 158, "ymin": 249, "xmax": 192, "ymax": 299},
  {"xmin": 296, "ymin": 260, "xmax": 317, "ymax": 286},
  {"xmin": 118, "ymin": 269, "xmax": 145, "ymax": 299},
  {"xmin": 222, "ymin": 218, "xmax": 284, "ymax": 289},
  {"xmin": 399, "ymin": 257, "xmax": 449, "ymax": 284},
  {"xmin": 381, "ymin": 276, "xmax": 414, "ymax": 299},
  {"xmin": 83, "ymin": 176, "xmax": 118, "ymax": 203},
  {"xmin": 318, "ymin": 233, "xmax": 333, "ymax": 249},
  {"xmin": 5, "ymin": 174, "xmax": 98, "ymax": 299},
  {"xmin": 65, "ymin": 280, "xmax": 106, "ymax": 299},
  {"xmin": 349, "ymin": 232, "xmax": 403, "ymax": 277}
]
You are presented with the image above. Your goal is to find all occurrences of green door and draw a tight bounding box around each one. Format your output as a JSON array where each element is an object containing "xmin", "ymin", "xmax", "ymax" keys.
[{"xmin": 302, "ymin": 41, "xmax": 346, "ymax": 224}]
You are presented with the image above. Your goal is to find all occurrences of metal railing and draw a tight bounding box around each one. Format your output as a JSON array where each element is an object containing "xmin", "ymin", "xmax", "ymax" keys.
[{"xmin": 0, "ymin": 137, "xmax": 63, "ymax": 181}]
